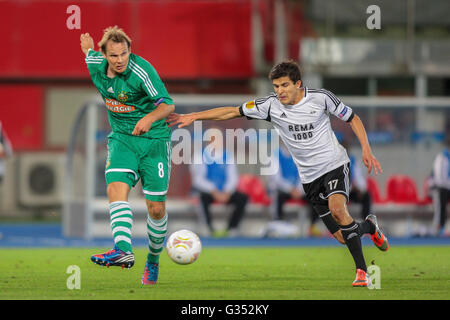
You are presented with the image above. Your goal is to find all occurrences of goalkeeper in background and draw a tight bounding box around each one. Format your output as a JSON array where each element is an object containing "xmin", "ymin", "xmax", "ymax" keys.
[{"xmin": 80, "ymin": 26, "xmax": 174, "ymax": 285}]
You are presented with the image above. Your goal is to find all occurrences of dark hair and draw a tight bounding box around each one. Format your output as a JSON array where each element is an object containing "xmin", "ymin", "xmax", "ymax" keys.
[{"xmin": 269, "ymin": 60, "xmax": 302, "ymax": 84}]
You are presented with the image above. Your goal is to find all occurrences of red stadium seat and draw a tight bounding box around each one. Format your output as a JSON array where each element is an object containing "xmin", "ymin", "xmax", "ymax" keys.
[
  {"xmin": 237, "ymin": 174, "xmax": 253, "ymax": 193},
  {"xmin": 237, "ymin": 174, "xmax": 271, "ymax": 206},
  {"xmin": 419, "ymin": 177, "xmax": 433, "ymax": 205},
  {"xmin": 286, "ymin": 198, "xmax": 307, "ymax": 205},
  {"xmin": 366, "ymin": 176, "xmax": 386, "ymax": 204},
  {"xmin": 385, "ymin": 175, "xmax": 419, "ymax": 204}
]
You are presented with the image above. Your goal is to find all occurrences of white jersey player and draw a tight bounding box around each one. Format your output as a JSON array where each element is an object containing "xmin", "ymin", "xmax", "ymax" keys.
[
  {"xmin": 241, "ymin": 88, "xmax": 352, "ymax": 184},
  {"xmin": 167, "ymin": 60, "xmax": 387, "ymax": 287}
]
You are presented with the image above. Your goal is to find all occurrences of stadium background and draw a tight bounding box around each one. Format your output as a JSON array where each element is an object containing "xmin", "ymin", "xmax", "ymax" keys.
[{"xmin": 0, "ymin": 0, "xmax": 449, "ymax": 241}]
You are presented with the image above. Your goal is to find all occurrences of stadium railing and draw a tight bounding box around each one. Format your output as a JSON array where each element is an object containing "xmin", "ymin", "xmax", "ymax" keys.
[{"xmin": 63, "ymin": 96, "xmax": 447, "ymax": 239}]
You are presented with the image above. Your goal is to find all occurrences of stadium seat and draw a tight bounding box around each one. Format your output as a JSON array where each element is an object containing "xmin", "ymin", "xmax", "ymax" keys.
[
  {"xmin": 366, "ymin": 176, "xmax": 386, "ymax": 204},
  {"xmin": 419, "ymin": 177, "xmax": 433, "ymax": 205},
  {"xmin": 286, "ymin": 198, "xmax": 307, "ymax": 205},
  {"xmin": 237, "ymin": 174, "xmax": 271, "ymax": 206},
  {"xmin": 385, "ymin": 175, "xmax": 419, "ymax": 204}
]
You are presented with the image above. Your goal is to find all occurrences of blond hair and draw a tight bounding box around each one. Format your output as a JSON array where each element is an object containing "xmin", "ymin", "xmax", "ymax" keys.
[{"xmin": 98, "ymin": 26, "xmax": 132, "ymax": 53}]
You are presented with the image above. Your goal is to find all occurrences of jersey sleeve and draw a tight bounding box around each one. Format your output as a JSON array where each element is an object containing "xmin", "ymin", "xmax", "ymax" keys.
[
  {"xmin": 132, "ymin": 58, "xmax": 174, "ymax": 106},
  {"xmin": 84, "ymin": 49, "xmax": 105, "ymax": 75},
  {"xmin": 432, "ymin": 152, "xmax": 448, "ymax": 188},
  {"xmin": 322, "ymin": 89, "xmax": 354, "ymax": 122},
  {"xmin": 239, "ymin": 95, "xmax": 274, "ymax": 121}
]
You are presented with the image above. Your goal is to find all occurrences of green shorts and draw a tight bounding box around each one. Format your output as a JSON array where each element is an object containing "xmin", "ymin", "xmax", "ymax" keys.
[{"xmin": 105, "ymin": 132, "xmax": 172, "ymax": 201}]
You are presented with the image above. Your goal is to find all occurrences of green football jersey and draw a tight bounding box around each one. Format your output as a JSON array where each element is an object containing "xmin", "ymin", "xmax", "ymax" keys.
[{"xmin": 85, "ymin": 49, "xmax": 173, "ymax": 139}]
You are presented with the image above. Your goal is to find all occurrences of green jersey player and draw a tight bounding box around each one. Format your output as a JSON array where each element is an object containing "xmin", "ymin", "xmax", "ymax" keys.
[{"xmin": 80, "ymin": 26, "xmax": 174, "ymax": 285}]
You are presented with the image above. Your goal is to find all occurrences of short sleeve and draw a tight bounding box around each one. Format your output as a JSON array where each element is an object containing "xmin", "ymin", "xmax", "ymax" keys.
[
  {"xmin": 84, "ymin": 49, "xmax": 105, "ymax": 74},
  {"xmin": 239, "ymin": 94, "xmax": 274, "ymax": 121},
  {"xmin": 322, "ymin": 89, "xmax": 354, "ymax": 122}
]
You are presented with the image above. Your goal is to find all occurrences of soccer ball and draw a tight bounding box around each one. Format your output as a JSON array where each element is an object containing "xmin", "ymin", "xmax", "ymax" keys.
[{"xmin": 166, "ymin": 229, "xmax": 202, "ymax": 265}]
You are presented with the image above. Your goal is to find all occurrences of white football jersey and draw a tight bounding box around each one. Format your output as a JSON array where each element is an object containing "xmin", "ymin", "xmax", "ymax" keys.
[
  {"xmin": 240, "ymin": 87, "xmax": 354, "ymax": 183},
  {"xmin": 430, "ymin": 149, "xmax": 450, "ymax": 190}
]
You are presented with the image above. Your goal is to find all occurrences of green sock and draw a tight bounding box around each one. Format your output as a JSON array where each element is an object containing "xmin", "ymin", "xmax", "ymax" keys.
[
  {"xmin": 110, "ymin": 201, "xmax": 133, "ymax": 254},
  {"xmin": 146, "ymin": 214, "xmax": 168, "ymax": 263}
]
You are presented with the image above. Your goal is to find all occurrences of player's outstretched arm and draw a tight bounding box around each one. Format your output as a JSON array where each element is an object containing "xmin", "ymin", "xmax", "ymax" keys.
[
  {"xmin": 166, "ymin": 106, "xmax": 242, "ymax": 128},
  {"xmin": 349, "ymin": 114, "xmax": 383, "ymax": 175},
  {"xmin": 80, "ymin": 33, "xmax": 95, "ymax": 56}
]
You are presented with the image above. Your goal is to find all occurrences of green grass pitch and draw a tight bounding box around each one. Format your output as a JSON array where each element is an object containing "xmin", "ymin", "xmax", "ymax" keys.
[{"xmin": 0, "ymin": 246, "xmax": 448, "ymax": 300}]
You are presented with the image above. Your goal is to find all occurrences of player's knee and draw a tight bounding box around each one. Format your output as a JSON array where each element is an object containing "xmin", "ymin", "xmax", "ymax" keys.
[
  {"xmin": 329, "ymin": 204, "xmax": 346, "ymax": 222},
  {"xmin": 146, "ymin": 201, "xmax": 166, "ymax": 220}
]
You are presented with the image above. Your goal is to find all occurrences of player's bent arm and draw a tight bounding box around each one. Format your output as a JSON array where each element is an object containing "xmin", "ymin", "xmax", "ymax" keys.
[
  {"xmin": 132, "ymin": 103, "xmax": 175, "ymax": 135},
  {"xmin": 349, "ymin": 114, "xmax": 382, "ymax": 174},
  {"xmin": 146, "ymin": 103, "xmax": 175, "ymax": 123},
  {"xmin": 349, "ymin": 114, "xmax": 371, "ymax": 153},
  {"xmin": 80, "ymin": 33, "xmax": 94, "ymax": 56}
]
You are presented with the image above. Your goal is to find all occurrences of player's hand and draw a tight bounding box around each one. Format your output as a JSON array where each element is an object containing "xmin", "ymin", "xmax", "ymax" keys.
[
  {"xmin": 132, "ymin": 116, "xmax": 154, "ymax": 136},
  {"xmin": 166, "ymin": 113, "xmax": 196, "ymax": 128},
  {"xmin": 362, "ymin": 149, "xmax": 382, "ymax": 175},
  {"xmin": 80, "ymin": 33, "xmax": 94, "ymax": 55}
]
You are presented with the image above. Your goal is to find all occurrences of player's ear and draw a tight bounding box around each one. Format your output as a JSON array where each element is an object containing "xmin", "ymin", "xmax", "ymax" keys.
[{"xmin": 296, "ymin": 80, "xmax": 302, "ymax": 88}]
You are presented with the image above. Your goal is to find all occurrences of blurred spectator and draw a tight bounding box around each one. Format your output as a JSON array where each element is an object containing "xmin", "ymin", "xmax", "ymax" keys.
[
  {"xmin": 263, "ymin": 143, "xmax": 304, "ymax": 238},
  {"xmin": 428, "ymin": 135, "xmax": 450, "ymax": 237},
  {"xmin": 268, "ymin": 143, "xmax": 306, "ymax": 221},
  {"xmin": 375, "ymin": 111, "xmax": 396, "ymax": 136},
  {"xmin": 190, "ymin": 134, "xmax": 248, "ymax": 237},
  {"xmin": 0, "ymin": 121, "xmax": 13, "ymax": 183},
  {"xmin": 396, "ymin": 109, "xmax": 415, "ymax": 142}
]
